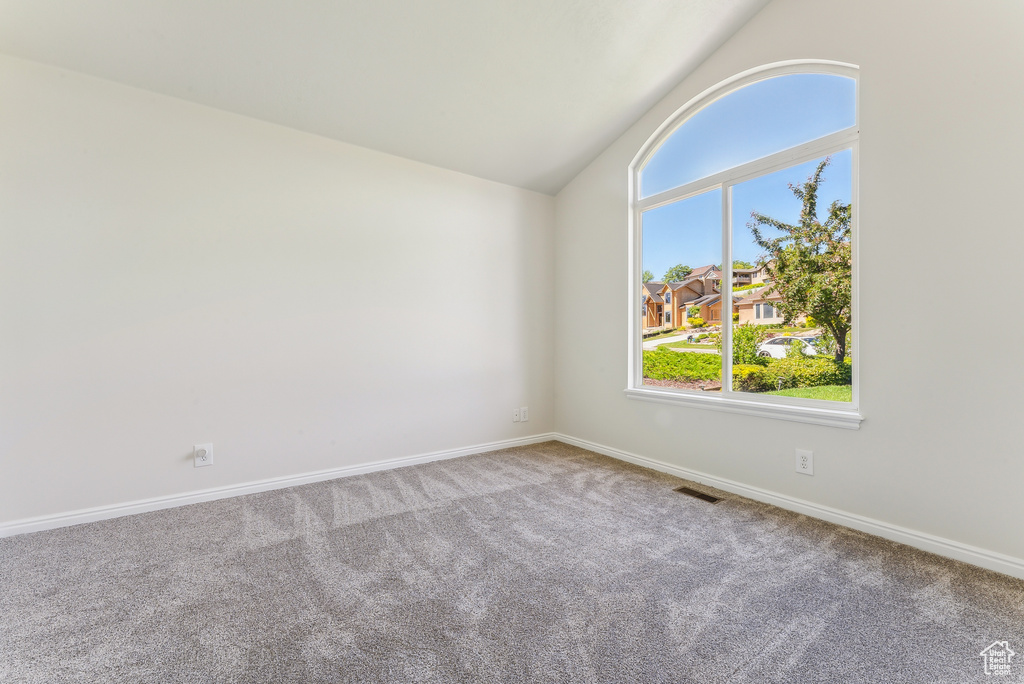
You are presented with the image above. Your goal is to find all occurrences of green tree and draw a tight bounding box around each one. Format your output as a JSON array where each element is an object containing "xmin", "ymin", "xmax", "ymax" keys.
[
  {"xmin": 733, "ymin": 260, "xmax": 754, "ymax": 270},
  {"xmin": 748, "ymin": 158, "xmax": 851, "ymax": 362},
  {"xmin": 641, "ymin": 269, "xmax": 654, "ymax": 283},
  {"xmin": 662, "ymin": 264, "xmax": 692, "ymax": 282}
]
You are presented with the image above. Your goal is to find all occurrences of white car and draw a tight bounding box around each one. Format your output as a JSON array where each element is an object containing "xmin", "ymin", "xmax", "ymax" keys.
[{"xmin": 756, "ymin": 336, "xmax": 818, "ymax": 359}]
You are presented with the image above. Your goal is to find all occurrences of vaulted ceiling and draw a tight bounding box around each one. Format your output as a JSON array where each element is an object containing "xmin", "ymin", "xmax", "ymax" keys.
[{"xmin": 0, "ymin": 0, "xmax": 770, "ymax": 194}]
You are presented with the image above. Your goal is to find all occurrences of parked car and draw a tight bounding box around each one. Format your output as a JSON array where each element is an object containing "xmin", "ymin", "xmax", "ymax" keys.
[{"xmin": 756, "ymin": 336, "xmax": 818, "ymax": 359}]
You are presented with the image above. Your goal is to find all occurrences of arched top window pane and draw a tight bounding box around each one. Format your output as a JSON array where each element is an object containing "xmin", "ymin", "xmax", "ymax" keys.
[{"xmin": 639, "ymin": 73, "xmax": 856, "ymax": 198}]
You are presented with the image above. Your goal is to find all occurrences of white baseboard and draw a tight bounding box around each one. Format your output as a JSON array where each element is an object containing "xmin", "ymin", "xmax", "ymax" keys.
[
  {"xmin": 552, "ymin": 433, "xmax": 1024, "ymax": 581},
  {"xmin": 0, "ymin": 433, "xmax": 559, "ymax": 538}
]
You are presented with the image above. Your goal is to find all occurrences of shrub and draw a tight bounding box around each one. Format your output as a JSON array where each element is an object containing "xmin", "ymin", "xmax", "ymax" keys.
[
  {"xmin": 732, "ymin": 364, "xmax": 765, "ymax": 390},
  {"xmin": 731, "ymin": 323, "xmax": 769, "ymax": 366},
  {"xmin": 732, "ymin": 313, "xmax": 740, "ymax": 322},
  {"xmin": 785, "ymin": 338, "xmax": 811, "ymax": 359},
  {"xmin": 687, "ymin": 305, "xmax": 701, "ymax": 318},
  {"xmin": 687, "ymin": 317, "xmax": 705, "ymax": 328},
  {"xmin": 733, "ymin": 357, "xmax": 852, "ymax": 392},
  {"xmin": 643, "ymin": 349, "xmax": 721, "ymax": 382}
]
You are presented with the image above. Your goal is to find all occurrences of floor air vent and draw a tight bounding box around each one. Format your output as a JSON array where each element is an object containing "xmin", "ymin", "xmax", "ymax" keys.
[{"xmin": 673, "ymin": 486, "xmax": 721, "ymax": 503}]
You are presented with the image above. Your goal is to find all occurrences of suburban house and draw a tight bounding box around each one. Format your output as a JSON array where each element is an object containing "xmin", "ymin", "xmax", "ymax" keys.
[
  {"xmin": 733, "ymin": 262, "xmax": 771, "ymax": 287},
  {"xmin": 644, "ymin": 265, "xmax": 777, "ymax": 331},
  {"xmin": 667, "ymin": 279, "xmax": 707, "ymax": 324},
  {"xmin": 692, "ymin": 292, "xmax": 736, "ymax": 325},
  {"xmin": 735, "ymin": 288, "xmax": 793, "ymax": 325},
  {"xmin": 641, "ymin": 281, "xmax": 667, "ymax": 329},
  {"xmin": 642, "ymin": 269, "xmax": 723, "ymax": 332},
  {"xmin": 689, "ymin": 264, "xmax": 723, "ymax": 292}
]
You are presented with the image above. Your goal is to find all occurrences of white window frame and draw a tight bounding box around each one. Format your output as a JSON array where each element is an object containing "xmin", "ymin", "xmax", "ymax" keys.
[{"xmin": 626, "ymin": 60, "xmax": 862, "ymax": 429}]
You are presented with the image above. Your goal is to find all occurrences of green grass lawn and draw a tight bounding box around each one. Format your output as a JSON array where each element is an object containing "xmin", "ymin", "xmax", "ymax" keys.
[
  {"xmin": 762, "ymin": 385, "xmax": 852, "ymax": 402},
  {"xmin": 642, "ymin": 329, "xmax": 685, "ymax": 341}
]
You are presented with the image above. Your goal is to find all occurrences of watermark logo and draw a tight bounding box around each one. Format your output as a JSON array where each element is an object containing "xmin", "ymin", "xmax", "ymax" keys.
[{"xmin": 980, "ymin": 641, "xmax": 1015, "ymax": 676}]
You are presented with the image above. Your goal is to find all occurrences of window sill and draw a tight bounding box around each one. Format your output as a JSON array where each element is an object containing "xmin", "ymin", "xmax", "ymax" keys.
[{"xmin": 623, "ymin": 387, "xmax": 863, "ymax": 429}]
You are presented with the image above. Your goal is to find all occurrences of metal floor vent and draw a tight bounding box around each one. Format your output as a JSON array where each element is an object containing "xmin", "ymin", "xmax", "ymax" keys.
[{"xmin": 673, "ymin": 486, "xmax": 721, "ymax": 503}]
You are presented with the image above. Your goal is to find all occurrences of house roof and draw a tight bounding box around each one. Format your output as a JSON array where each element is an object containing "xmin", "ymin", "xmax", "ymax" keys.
[
  {"xmin": 643, "ymin": 282, "xmax": 666, "ymax": 304},
  {"xmin": 692, "ymin": 293, "xmax": 720, "ymax": 306},
  {"xmin": 734, "ymin": 288, "xmax": 783, "ymax": 307},
  {"xmin": 0, "ymin": 1, "xmax": 772, "ymax": 195},
  {"xmin": 667, "ymin": 279, "xmax": 703, "ymax": 296}
]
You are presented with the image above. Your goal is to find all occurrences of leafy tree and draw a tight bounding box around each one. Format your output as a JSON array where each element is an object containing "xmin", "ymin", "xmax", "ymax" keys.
[
  {"xmin": 641, "ymin": 269, "xmax": 654, "ymax": 283},
  {"xmin": 662, "ymin": 264, "xmax": 692, "ymax": 282},
  {"xmin": 813, "ymin": 330, "xmax": 851, "ymax": 358},
  {"xmin": 748, "ymin": 158, "xmax": 851, "ymax": 362},
  {"xmin": 686, "ymin": 305, "xmax": 701, "ymax": 318},
  {"xmin": 733, "ymin": 260, "xmax": 754, "ymax": 270}
]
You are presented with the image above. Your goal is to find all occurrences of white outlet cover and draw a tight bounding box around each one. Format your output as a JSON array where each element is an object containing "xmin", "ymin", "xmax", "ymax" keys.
[
  {"xmin": 795, "ymin": 448, "xmax": 813, "ymax": 475},
  {"xmin": 194, "ymin": 443, "xmax": 213, "ymax": 468},
  {"xmin": 513, "ymin": 409, "xmax": 520, "ymax": 422},
  {"xmin": 520, "ymin": 406, "xmax": 529, "ymax": 422}
]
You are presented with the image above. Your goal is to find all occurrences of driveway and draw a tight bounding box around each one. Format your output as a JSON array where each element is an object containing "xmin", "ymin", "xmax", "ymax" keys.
[{"xmin": 642, "ymin": 333, "xmax": 691, "ymax": 350}]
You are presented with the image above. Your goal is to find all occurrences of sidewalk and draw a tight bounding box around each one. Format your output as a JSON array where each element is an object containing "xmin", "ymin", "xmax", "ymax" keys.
[{"xmin": 642, "ymin": 332, "xmax": 720, "ymax": 353}]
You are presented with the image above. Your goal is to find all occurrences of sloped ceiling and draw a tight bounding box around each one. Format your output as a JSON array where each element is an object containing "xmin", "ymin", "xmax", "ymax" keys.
[{"xmin": 0, "ymin": 0, "xmax": 770, "ymax": 194}]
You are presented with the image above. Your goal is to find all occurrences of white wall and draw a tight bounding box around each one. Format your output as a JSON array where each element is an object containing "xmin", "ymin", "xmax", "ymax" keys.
[
  {"xmin": 0, "ymin": 55, "xmax": 555, "ymax": 523},
  {"xmin": 554, "ymin": 0, "xmax": 1024, "ymax": 562}
]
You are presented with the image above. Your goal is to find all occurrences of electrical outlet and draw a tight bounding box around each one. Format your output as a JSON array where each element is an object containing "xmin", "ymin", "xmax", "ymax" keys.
[
  {"xmin": 795, "ymin": 449, "xmax": 813, "ymax": 475},
  {"xmin": 520, "ymin": 406, "xmax": 529, "ymax": 422},
  {"xmin": 513, "ymin": 409, "xmax": 521, "ymax": 423},
  {"xmin": 194, "ymin": 443, "xmax": 213, "ymax": 468}
]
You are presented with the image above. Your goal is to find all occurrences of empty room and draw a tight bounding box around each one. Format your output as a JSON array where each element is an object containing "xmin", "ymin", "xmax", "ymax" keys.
[{"xmin": 2, "ymin": 0, "xmax": 1022, "ymax": 681}]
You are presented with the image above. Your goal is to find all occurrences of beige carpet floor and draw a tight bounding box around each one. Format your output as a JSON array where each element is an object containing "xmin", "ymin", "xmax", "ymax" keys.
[{"xmin": 1, "ymin": 441, "xmax": 1022, "ymax": 683}]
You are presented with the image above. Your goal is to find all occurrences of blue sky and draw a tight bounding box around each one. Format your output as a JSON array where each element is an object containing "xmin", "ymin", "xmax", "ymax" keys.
[{"xmin": 640, "ymin": 74, "xmax": 854, "ymax": 281}]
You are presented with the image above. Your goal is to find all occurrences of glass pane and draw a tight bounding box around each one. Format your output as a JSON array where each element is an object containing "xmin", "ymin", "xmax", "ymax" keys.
[
  {"xmin": 730, "ymin": 150, "xmax": 853, "ymax": 403},
  {"xmin": 640, "ymin": 73, "xmax": 855, "ymax": 198},
  {"xmin": 640, "ymin": 189, "xmax": 723, "ymax": 391}
]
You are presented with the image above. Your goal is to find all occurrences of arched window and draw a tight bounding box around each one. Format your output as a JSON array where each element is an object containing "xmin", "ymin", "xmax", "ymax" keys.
[{"xmin": 627, "ymin": 61, "xmax": 861, "ymax": 428}]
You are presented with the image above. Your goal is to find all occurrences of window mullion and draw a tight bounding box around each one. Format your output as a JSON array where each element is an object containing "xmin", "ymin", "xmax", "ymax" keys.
[{"xmin": 721, "ymin": 183, "xmax": 733, "ymax": 396}]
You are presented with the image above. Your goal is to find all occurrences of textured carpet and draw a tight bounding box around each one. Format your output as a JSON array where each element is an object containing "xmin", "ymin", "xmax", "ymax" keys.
[{"xmin": 1, "ymin": 441, "xmax": 1022, "ymax": 683}]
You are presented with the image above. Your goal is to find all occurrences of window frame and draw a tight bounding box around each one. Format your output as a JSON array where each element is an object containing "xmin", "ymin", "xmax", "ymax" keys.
[{"xmin": 625, "ymin": 60, "xmax": 862, "ymax": 429}]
